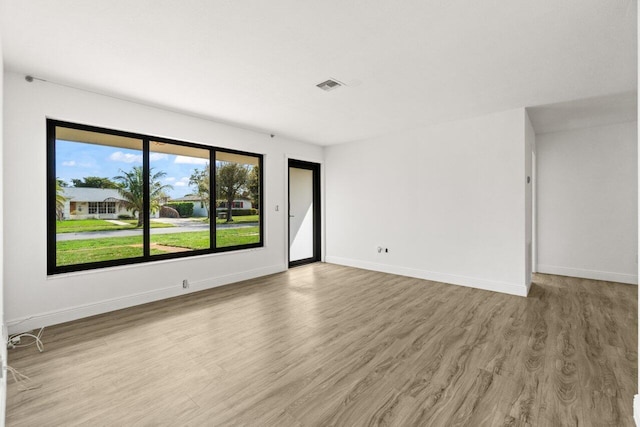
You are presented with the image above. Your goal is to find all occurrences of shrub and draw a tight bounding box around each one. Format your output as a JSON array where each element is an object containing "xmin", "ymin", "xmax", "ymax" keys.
[
  {"xmin": 166, "ymin": 202, "xmax": 194, "ymax": 217},
  {"xmin": 216, "ymin": 208, "xmax": 257, "ymax": 216},
  {"xmin": 160, "ymin": 205, "xmax": 180, "ymax": 218},
  {"xmin": 117, "ymin": 214, "xmax": 134, "ymax": 220},
  {"xmin": 233, "ymin": 208, "xmax": 257, "ymax": 216}
]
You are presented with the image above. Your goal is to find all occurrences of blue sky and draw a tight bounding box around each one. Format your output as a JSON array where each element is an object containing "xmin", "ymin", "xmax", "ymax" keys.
[{"xmin": 56, "ymin": 140, "xmax": 208, "ymax": 199}]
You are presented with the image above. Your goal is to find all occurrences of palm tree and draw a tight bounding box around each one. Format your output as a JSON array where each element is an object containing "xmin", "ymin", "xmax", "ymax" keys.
[
  {"xmin": 114, "ymin": 166, "xmax": 173, "ymax": 227},
  {"xmin": 55, "ymin": 180, "xmax": 66, "ymax": 220}
]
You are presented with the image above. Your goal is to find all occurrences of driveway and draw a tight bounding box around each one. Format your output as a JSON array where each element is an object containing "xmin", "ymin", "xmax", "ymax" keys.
[{"xmin": 56, "ymin": 218, "xmax": 258, "ymax": 241}]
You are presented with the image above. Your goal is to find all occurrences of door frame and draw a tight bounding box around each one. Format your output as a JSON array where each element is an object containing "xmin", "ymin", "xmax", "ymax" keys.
[{"xmin": 288, "ymin": 159, "xmax": 321, "ymax": 267}]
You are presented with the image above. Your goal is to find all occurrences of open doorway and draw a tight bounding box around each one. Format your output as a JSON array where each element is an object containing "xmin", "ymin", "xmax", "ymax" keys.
[{"xmin": 288, "ymin": 159, "xmax": 321, "ymax": 267}]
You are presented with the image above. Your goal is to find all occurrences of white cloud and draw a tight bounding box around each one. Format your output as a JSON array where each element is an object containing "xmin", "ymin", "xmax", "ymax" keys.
[
  {"xmin": 150, "ymin": 153, "xmax": 169, "ymax": 161},
  {"xmin": 174, "ymin": 176, "xmax": 190, "ymax": 187},
  {"xmin": 109, "ymin": 152, "xmax": 168, "ymax": 163},
  {"xmin": 109, "ymin": 151, "xmax": 142, "ymax": 163},
  {"xmin": 174, "ymin": 156, "xmax": 208, "ymax": 165},
  {"xmin": 62, "ymin": 160, "xmax": 76, "ymax": 166},
  {"xmin": 164, "ymin": 177, "xmax": 176, "ymax": 182}
]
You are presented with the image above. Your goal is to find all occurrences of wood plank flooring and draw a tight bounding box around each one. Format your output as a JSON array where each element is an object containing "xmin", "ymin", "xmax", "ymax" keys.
[{"xmin": 6, "ymin": 263, "xmax": 638, "ymax": 426}]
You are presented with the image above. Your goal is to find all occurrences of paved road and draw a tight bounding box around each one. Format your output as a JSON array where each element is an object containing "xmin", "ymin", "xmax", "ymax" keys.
[{"xmin": 56, "ymin": 221, "xmax": 258, "ymax": 241}]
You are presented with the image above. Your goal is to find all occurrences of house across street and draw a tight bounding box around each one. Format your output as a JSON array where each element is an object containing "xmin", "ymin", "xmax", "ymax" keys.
[{"xmin": 56, "ymin": 218, "xmax": 257, "ymax": 241}]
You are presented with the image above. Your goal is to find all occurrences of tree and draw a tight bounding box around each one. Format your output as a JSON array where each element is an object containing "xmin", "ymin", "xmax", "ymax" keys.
[
  {"xmin": 57, "ymin": 179, "xmax": 69, "ymax": 188},
  {"xmin": 247, "ymin": 165, "xmax": 260, "ymax": 210},
  {"xmin": 114, "ymin": 167, "xmax": 173, "ymax": 227},
  {"xmin": 71, "ymin": 176, "xmax": 121, "ymax": 189},
  {"xmin": 189, "ymin": 165, "xmax": 210, "ymax": 219},
  {"xmin": 216, "ymin": 162, "xmax": 248, "ymax": 222},
  {"xmin": 55, "ymin": 180, "xmax": 66, "ymax": 220}
]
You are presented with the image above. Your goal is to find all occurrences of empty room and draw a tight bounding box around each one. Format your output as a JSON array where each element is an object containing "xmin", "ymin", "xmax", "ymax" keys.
[{"xmin": 0, "ymin": 1, "xmax": 638, "ymax": 426}]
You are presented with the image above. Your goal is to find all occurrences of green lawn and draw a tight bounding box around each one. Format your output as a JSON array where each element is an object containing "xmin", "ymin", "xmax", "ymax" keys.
[
  {"xmin": 152, "ymin": 231, "xmax": 210, "ymax": 250},
  {"xmin": 216, "ymin": 227, "xmax": 260, "ymax": 247},
  {"xmin": 123, "ymin": 220, "xmax": 175, "ymax": 229},
  {"xmin": 56, "ymin": 227, "xmax": 260, "ymax": 266},
  {"xmin": 56, "ymin": 234, "xmax": 146, "ymax": 265},
  {"xmin": 56, "ymin": 219, "xmax": 174, "ymax": 233},
  {"xmin": 214, "ymin": 215, "xmax": 259, "ymax": 224}
]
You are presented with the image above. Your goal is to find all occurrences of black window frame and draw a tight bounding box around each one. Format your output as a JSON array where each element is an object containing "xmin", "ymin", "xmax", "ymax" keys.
[{"xmin": 47, "ymin": 119, "xmax": 264, "ymax": 275}]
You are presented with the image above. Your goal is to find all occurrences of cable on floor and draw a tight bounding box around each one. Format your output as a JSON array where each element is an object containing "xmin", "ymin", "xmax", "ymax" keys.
[
  {"xmin": 7, "ymin": 327, "xmax": 45, "ymax": 352},
  {"xmin": 6, "ymin": 366, "xmax": 41, "ymax": 392}
]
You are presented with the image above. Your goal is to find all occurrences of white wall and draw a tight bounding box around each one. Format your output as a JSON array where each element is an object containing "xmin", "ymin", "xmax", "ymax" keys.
[
  {"xmin": 0, "ymin": 30, "xmax": 7, "ymax": 427},
  {"xmin": 537, "ymin": 121, "xmax": 638, "ymax": 284},
  {"xmin": 325, "ymin": 108, "xmax": 530, "ymax": 296},
  {"xmin": 3, "ymin": 71, "xmax": 323, "ymax": 333}
]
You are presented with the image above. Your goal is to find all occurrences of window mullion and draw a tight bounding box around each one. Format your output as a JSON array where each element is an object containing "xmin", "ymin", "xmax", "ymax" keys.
[
  {"xmin": 259, "ymin": 155, "xmax": 264, "ymax": 247},
  {"xmin": 47, "ymin": 121, "xmax": 57, "ymax": 275},
  {"xmin": 210, "ymin": 149, "xmax": 216, "ymax": 251},
  {"xmin": 143, "ymin": 139, "xmax": 150, "ymax": 258}
]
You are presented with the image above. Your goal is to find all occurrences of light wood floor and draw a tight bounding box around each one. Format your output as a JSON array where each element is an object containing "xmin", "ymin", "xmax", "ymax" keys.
[{"xmin": 7, "ymin": 263, "xmax": 638, "ymax": 426}]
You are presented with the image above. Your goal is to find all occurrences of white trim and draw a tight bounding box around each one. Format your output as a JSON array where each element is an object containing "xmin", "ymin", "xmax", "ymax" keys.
[
  {"xmin": 283, "ymin": 155, "xmax": 290, "ymax": 268},
  {"xmin": 320, "ymin": 161, "xmax": 326, "ymax": 263},
  {"xmin": 634, "ymin": 394, "xmax": 640, "ymax": 426},
  {"xmin": 8, "ymin": 264, "xmax": 285, "ymax": 335},
  {"xmin": 537, "ymin": 264, "xmax": 638, "ymax": 285},
  {"xmin": 326, "ymin": 256, "xmax": 529, "ymax": 297},
  {"xmin": 532, "ymin": 149, "xmax": 537, "ymax": 274}
]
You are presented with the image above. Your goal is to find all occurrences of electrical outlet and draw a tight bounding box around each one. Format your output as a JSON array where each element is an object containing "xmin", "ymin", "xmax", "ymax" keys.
[{"xmin": 182, "ymin": 279, "xmax": 189, "ymax": 289}]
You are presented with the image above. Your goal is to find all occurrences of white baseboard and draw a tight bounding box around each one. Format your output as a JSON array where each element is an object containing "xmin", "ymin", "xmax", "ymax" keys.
[
  {"xmin": 7, "ymin": 264, "xmax": 285, "ymax": 335},
  {"xmin": 325, "ymin": 256, "xmax": 528, "ymax": 297},
  {"xmin": 634, "ymin": 394, "xmax": 640, "ymax": 427},
  {"xmin": 537, "ymin": 264, "xmax": 638, "ymax": 285}
]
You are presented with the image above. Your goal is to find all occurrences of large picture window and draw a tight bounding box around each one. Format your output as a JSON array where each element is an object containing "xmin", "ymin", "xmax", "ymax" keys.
[{"xmin": 48, "ymin": 120, "xmax": 263, "ymax": 274}]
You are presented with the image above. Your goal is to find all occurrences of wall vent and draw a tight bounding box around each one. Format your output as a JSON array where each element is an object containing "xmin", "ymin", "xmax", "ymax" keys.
[{"xmin": 316, "ymin": 79, "xmax": 343, "ymax": 91}]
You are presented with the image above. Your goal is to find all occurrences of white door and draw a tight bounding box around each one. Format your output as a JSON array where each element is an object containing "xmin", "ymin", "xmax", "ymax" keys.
[
  {"xmin": 289, "ymin": 167, "xmax": 314, "ymax": 262},
  {"xmin": 289, "ymin": 164, "xmax": 317, "ymax": 264}
]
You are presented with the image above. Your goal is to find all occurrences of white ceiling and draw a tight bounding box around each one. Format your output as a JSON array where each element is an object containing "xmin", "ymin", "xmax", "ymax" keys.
[{"xmin": 1, "ymin": 0, "xmax": 637, "ymax": 145}]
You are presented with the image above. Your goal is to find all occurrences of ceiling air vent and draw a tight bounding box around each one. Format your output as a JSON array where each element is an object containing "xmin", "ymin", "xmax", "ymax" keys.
[{"xmin": 316, "ymin": 79, "xmax": 343, "ymax": 91}]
